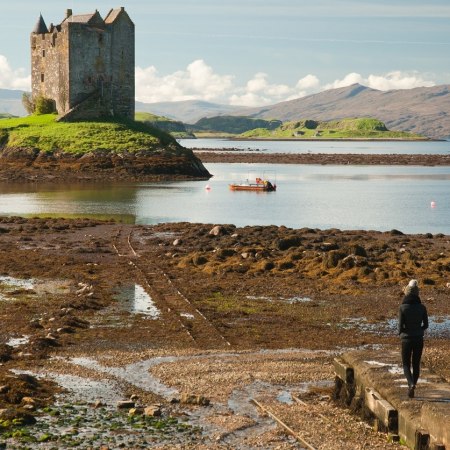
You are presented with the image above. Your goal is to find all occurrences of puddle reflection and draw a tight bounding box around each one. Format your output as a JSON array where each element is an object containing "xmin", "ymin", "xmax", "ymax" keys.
[{"xmin": 115, "ymin": 284, "xmax": 161, "ymax": 318}]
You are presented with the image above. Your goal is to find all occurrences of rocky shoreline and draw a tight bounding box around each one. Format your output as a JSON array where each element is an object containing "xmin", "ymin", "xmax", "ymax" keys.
[
  {"xmin": 0, "ymin": 147, "xmax": 211, "ymax": 182},
  {"xmin": 0, "ymin": 218, "xmax": 448, "ymax": 448},
  {"xmin": 194, "ymin": 150, "xmax": 450, "ymax": 165}
]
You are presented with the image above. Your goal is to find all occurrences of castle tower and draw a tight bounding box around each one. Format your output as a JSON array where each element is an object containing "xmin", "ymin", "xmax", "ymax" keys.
[{"xmin": 31, "ymin": 7, "xmax": 135, "ymax": 120}]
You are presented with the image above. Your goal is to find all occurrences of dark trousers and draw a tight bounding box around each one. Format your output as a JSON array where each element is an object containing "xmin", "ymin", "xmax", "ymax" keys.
[{"xmin": 401, "ymin": 337, "xmax": 424, "ymax": 387}]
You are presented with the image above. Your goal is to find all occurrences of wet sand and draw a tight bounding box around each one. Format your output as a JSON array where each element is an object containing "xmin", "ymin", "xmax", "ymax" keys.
[{"xmin": 0, "ymin": 218, "xmax": 448, "ymax": 448}]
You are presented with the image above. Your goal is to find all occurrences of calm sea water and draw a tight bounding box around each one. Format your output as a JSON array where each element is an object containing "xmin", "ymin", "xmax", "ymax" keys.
[
  {"xmin": 179, "ymin": 138, "xmax": 450, "ymax": 155},
  {"xmin": 0, "ymin": 161, "xmax": 449, "ymax": 234}
]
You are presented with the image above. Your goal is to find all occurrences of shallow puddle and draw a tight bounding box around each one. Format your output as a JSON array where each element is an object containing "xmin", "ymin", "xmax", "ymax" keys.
[
  {"xmin": 0, "ymin": 275, "xmax": 72, "ymax": 301},
  {"xmin": 246, "ymin": 295, "xmax": 312, "ymax": 304},
  {"xmin": 341, "ymin": 315, "xmax": 450, "ymax": 339},
  {"xmin": 8, "ymin": 370, "xmax": 199, "ymax": 449},
  {"xmin": 70, "ymin": 356, "xmax": 179, "ymax": 399},
  {"xmin": 385, "ymin": 316, "xmax": 450, "ymax": 338},
  {"xmin": 0, "ymin": 275, "xmax": 35, "ymax": 300},
  {"xmin": 114, "ymin": 283, "xmax": 161, "ymax": 318},
  {"xmin": 6, "ymin": 335, "xmax": 30, "ymax": 347},
  {"xmin": 282, "ymin": 296, "xmax": 312, "ymax": 303}
]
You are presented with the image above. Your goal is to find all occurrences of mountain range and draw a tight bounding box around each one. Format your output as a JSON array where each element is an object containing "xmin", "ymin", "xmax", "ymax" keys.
[
  {"xmin": 135, "ymin": 100, "xmax": 240, "ymax": 124},
  {"xmin": 233, "ymin": 84, "xmax": 450, "ymax": 140},
  {"xmin": 2, "ymin": 84, "xmax": 449, "ymax": 139}
]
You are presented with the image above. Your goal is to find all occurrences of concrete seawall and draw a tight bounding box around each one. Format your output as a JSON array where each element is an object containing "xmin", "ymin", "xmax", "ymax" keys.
[{"xmin": 334, "ymin": 350, "xmax": 449, "ymax": 449}]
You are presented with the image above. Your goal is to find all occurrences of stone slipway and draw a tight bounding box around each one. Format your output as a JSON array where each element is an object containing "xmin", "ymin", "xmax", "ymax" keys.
[{"xmin": 334, "ymin": 350, "xmax": 449, "ymax": 449}]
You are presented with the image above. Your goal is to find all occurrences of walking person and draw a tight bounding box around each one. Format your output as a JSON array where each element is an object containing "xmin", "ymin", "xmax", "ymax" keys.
[{"xmin": 398, "ymin": 279, "xmax": 429, "ymax": 398}]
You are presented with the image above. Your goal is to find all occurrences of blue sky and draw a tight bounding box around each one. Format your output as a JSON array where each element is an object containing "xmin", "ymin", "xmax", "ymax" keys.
[{"xmin": 1, "ymin": 0, "xmax": 449, "ymax": 105}]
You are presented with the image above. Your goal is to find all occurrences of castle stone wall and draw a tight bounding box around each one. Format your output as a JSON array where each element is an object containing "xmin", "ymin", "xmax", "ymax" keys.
[
  {"xmin": 109, "ymin": 13, "xmax": 135, "ymax": 119},
  {"xmin": 68, "ymin": 24, "xmax": 113, "ymax": 109},
  {"xmin": 31, "ymin": 8, "xmax": 135, "ymax": 120},
  {"xmin": 31, "ymin": 28, "xmax": 70, "ymax": 113}
]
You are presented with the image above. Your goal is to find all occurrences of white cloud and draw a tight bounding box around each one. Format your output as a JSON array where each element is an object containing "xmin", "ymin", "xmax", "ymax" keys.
[
  {"xmin": 296, "ymin": 74, "xmax": 320, "ymax": 91},
  {"xmin": 135, "ymin": 59, "xmax": 234, "ymax": 103},
  {"xmin": 0, "ymin": 55, "xmax": 30, "ymax": 90},
  {"xmin": 136, "ymin": 61, "xmax": 437, "ymax": 107},
  {"xmin": 366, "ymin": 71, "xmax": 435, "ymax": 90},
  {"xmin": 0, "ymin": 54, "xmax": 439, "ymax": 107},
  {"xmin": 229, "ymin": 73, "xmax": 293, "ymax": 106},
  {"xmin": 324, "ymin": 71, "xmax": 435, "ymax": 92}
]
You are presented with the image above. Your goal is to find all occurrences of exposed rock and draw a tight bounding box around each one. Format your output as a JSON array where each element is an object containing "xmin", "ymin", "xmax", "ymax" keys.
[
  {"xmin": 117, "ymin": 400, "xmax": 135, "ymax": 409},
  {"xmin": 275, "ymin": 235, "xmax": 302, "ymax": 251},
  {"xmin": 323, "ymin": 251, "xmax": 345, "ymax": 269},
  {"xmin": 209, "ymin": 225, "xmax": 227, "ymax": 236},
  {"xmin": 180, "ymin": 393, "xmax": 210, "ymax": 406},
  {"xmin": 0, "ymin": 345, "xmax": 12, "ymax": 363},
  {"xmin": 144, "ymin": 405, "xmax": 162, "ymax": 417}
]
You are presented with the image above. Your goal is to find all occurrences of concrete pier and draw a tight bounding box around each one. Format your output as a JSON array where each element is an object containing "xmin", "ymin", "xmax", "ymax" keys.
[{"xmin": 334, "ymin": 350, "xmax": 450, "ymax": 450}]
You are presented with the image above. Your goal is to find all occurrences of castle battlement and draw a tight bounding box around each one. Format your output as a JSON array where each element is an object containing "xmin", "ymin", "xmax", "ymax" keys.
[{"xmin": 31, "ymin": 7, "xmax": 135, "ymax": 120}]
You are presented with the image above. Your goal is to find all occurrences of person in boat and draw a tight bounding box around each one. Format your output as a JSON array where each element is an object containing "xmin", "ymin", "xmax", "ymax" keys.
[
  {"xmin": 398, "ymin": 279, "xmax": 428, "ymax": 398},
  {"xmin": 265, "ymin": 180, "xmax": 274, "ymax": 190}
]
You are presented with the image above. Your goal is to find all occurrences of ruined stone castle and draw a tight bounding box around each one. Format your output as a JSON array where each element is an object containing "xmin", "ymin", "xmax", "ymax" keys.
[{"xmin": 31, "ymin": 7, "xmax": 134, "ymax": 120}]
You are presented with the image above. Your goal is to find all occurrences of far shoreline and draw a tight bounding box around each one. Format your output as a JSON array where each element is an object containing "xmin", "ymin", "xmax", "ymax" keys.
[
  {"xmin": 185, "ymin": 136, "xmax": 442, "ymax": 142},
  {"xmin": 194, "ymin": 151, "xmax": 450, "ymax": 166}
]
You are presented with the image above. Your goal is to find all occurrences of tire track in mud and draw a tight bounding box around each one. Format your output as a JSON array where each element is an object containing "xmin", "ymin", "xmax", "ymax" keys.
[{"xmin": 113, "ymin": 226, "xmax": 231, "ymax": 349}]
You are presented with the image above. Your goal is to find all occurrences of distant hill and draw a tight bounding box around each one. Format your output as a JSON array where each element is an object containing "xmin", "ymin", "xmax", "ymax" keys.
[
  {"xmin": 135, "ymin": 112, "xmax": 194, "ymax": 138},
  {"xmin": 3, "ymin": 84, "xmax": 449, "ymax": 139},
  {"xmin": 234, "ymin": 84, "xmax": 450, "ymax": 140},
  {"xmin": 190, "ymin": 115, "xmax": 282, "ymax": 134},
  {"xmin": 0, "ymin": 89, "xmax": 27, "ymax": 116},
  {"xmin": 0, "ymin": 113, "xmax": 17, "ymax": 119},
  {"xmin": 135, "ymin": 100, "xmax": 241, "ymax": 123},
  {"xmin": 240, "ymin": 118, "xmax": 426, "ymax": 140}
]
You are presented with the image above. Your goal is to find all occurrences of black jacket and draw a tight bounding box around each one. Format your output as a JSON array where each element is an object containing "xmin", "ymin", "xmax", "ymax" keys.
[{"xmin": 398, "ymin": 293, "xmax": 428, "ymax": 339}]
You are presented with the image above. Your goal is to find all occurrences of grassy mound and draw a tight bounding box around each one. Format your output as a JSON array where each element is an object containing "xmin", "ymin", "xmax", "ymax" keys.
[
  {"xmin": 190, "ymin": 115, "xmax": 282, "ymax": 135},
  {"xmin": 135, "ymin": 112, "xmax": 194, "ymax": 138},
  {"xmin": 0, "ymin": 114, "xmax": 179, "ymax": 154},
  {"xmin": 240, "ymin": 117, "xmax": 426, "ymax": 140}
]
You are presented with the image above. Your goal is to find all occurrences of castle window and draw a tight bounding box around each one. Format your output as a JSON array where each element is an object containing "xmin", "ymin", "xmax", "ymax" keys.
[
  {"xmin": 42, "ymin": 50, "xmax": 46, "ymax": 57},
  {"xmin": 41, "ymin": 74, "xmax": 45, "ymax": 82}
]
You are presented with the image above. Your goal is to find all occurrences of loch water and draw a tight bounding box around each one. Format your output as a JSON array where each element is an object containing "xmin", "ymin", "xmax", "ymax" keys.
[{"xmin": 1, "ymin": 144, "xmax": 449, "ymax": 234}]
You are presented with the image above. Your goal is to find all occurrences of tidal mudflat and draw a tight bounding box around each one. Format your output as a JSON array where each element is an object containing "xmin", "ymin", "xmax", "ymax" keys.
[{"xmin": 0, "ymin": 218, "xmax": 448, "ymax": 448}]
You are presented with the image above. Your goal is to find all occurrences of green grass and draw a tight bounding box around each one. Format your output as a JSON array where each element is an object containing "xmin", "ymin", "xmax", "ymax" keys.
[
  {"xmin": 135, "ymin": 111, "xmax": 194, "ymax": 138},
  {"xmin": 0, "ymin": 114, "xmax": 179, "ymax": 154},
  {"xmin": 240, "ymin": 117, "xmax": 426, "ymax": 140},
  {"xmin": 135, "ymin": 112, "xmax": 172, "ymax": 122}
]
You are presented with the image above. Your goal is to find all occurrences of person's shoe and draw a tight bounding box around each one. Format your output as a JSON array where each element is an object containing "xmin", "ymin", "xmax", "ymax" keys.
[{"xmin": 408, "ymin": 386, "xmax": 415, "ymax": 398}]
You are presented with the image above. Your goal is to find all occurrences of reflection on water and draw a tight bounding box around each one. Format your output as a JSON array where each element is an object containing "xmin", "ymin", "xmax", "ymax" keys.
[
  {"xmin": 0, "ymin": 275, "xmax": 35, "ymax": 290},
  {"xmin": 179, "ymin": 138, "xmax": 450, "ymax": 155},
  {"xmin": 0, "ymin": 275, "xmax": 35, "ymax": 301},
  {"xmin": 1, "ymin": 161, "xmax": 450, "ymax": 233},
  {"xmin": 115, "ymin": 284, "xmax": 161, "ymax": 318}
]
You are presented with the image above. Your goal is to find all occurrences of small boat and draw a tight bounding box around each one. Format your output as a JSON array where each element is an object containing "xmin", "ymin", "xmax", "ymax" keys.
[{"xmin": 229, "ymin": 177, "xmax": 276, "ymax": 192}]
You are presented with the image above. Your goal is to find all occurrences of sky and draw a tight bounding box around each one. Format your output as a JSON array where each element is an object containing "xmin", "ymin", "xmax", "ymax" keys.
[{"xmin": 0, "ymin": 0, "xmax": 449, "ymax": 106}]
